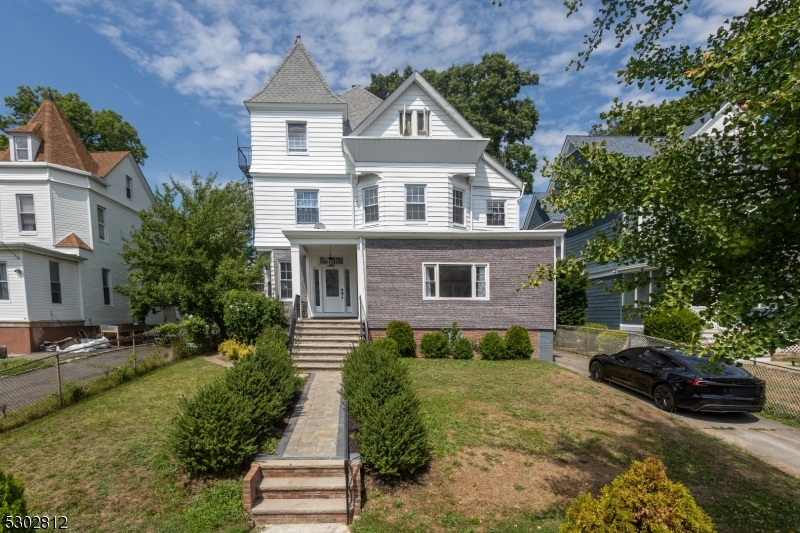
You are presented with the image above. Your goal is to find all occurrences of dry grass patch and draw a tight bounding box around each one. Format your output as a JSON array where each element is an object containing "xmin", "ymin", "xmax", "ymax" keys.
[{"xmin": 352, "ymin": 359, "xmax": 800, "ymax": 533}]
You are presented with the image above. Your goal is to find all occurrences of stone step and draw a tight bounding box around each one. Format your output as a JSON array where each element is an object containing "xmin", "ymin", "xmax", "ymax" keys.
[
  {"xmin": 293, "ymin": 356, "xmax": 346, "ymax": 364},
  {"xmin": 293, "ymin": 348, "xmax": 352, "ymax": 356},
  {"xmin": 295, "ymin": 332, "xmax": 362, "ymax": 339},
  {"xmin": 294, "ymin": 342, "xmax": 358, "ymax": 349},
  {"xmin": 257, "ymin": 459, "xmax": 344, "ymax": 477},
  {"xmin": 258, "ymin": 476, "xmax": 346, "ymax": 499},
  {"xmin": 295, "ymin": 363, "xmax": 343, "ymax": 371},
  {"xmin": 251, "ymin": 498, "xmax": 347, "ymax": 524},
  {"xmin": 297, "ymin": 322, "xmax": 361, "ymax": 330}
]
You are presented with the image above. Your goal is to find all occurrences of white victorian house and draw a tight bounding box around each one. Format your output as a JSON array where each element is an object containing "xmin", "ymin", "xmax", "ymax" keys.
[
  {"xmin": 0, "ymin": 95, "xmax": 170, "ymax": 353},
  {"xmin": 240, "ymin": 36, "xmax": 563, "ymax": 359}
]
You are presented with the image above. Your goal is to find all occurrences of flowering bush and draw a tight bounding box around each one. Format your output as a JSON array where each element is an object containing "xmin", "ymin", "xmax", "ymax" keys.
[
  {"xmin": 223, "ymin": 290, "xmax": 286, "ymax": 343},
  {"xmin": 218, "ymin": 339, "xmax": 254, "ymax": 360}
]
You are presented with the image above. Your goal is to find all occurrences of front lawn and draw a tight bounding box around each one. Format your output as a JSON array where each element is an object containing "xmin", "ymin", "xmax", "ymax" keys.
[
  {"xmin": 353, "ymin": 359, "xmax": 800, "ymax": 533},
  {"xmin": 0, "ymin": 357, "xmax": 253, "ymax": 533}
]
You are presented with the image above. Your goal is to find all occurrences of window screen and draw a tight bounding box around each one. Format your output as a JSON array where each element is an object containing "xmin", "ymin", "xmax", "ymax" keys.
[
  {"xmin": 287, "ymin": 122, "xmax": 308, "ymax": 152},
  {"xmin": 296, "ymin": 191, "xmax": 319, "ymax": 224}
]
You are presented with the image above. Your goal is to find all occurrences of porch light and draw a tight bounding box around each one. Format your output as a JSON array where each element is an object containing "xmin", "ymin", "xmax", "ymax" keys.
[{"xmin": 325, "ymin": 246, "xmax": 336, "ymax": 267}]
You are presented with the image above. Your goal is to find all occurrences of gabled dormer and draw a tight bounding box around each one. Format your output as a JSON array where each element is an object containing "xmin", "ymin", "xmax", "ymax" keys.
[{"xmin": 8, "ymin": 131, "xmax": 41, "ymax": 162}]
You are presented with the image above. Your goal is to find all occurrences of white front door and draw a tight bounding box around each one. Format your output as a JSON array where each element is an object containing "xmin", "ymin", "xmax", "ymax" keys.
[{"xmin": 323, "ymin": 267, "xmax": 345, "ymax": 313}]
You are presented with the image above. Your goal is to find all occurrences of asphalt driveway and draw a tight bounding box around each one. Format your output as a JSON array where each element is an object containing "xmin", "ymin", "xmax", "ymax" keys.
[{"xmin": 553, "ymin": 349, "xmax": 800, "ymax": 479}]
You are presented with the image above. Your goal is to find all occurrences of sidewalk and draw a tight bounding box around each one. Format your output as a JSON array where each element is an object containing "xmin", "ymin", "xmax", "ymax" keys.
[{"xmin": 554, "ymin": 349, "xmax": 800, "ymax": 479}]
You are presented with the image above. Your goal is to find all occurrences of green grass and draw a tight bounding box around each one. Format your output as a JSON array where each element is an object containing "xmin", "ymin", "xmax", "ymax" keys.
[
  {"xmin": 0, "ymin": 357, "xmax": 55, "ymax": 376},
  {"xmin": 352, "ymin": 359, "xmax": 800, "ymax": 533},
  {"xmin": 0, "ymin": 357, "xmax": 252, "ymax": 532}
]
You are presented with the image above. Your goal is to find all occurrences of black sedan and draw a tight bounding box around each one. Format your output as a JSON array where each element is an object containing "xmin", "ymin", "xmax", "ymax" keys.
[{"xmin": 589, "ymin": 347, "xmax": 766, "ymax": 413}]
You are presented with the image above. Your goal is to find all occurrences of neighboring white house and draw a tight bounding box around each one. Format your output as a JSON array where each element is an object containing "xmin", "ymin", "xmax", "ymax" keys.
[
  {"xmin": 0, "ymin": 95, "xmax": 169, "ymax": 353},
  {"xmin": 240, "ymin": 36, "xmax": 563, "ymax": 359}
]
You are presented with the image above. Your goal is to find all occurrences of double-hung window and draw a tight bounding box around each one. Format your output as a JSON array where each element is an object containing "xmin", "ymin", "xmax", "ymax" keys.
[
  {"xmin": 50, "ymin": 262, "xmax": 62, "ymax": 304},
  {"xmin": 405, "ymin": 185, "xmax": 426, "ymax": 222},
  {"xmin": 126, "ymin": 176, "xmax": 133, "ymax": 199},
  {"xmin": 17, "ymin": 195, "xmax": 36, "ymax": 232},
  {"xmin": 279, "ymin": 261, "xmax": 292, "ymax": 300},
  {"xmin": 486, "ymin": 200, "xmax": 506, "ymax": 226},
  {"xmin": 102, "ymin": 269, "xmax": 112, "ymax": 305},
  {"xmin": 0, "ymin": 263, "xmax": 8, "ymax": 300},
  {"xmin": 14, "ymin": 137, "xmax": 29, "ymax": 161},
  {"xmin": 295, "ymin": 191, "xmax": 319, "ymax": 224},
  {"xmin": 622, "ymin": 272, "xmax": 653, "ymax": 308},
  {"xmin": 287, "ymin": 122, "xmax": 308, "ymax": 153},
  {"xmin": 97, "ymin": 206, "xmax": 106, "ymax": 241},
  {"xmin": 452, "ymin": 189, "xmax": 465, "ymax": 226},
  {"xmin": 363, "ymin": 187, "xmax": 379, "ymax": 224},
  {"xmin": 422, "ymin": 264, "xmax": 489, "ymax": 300}
]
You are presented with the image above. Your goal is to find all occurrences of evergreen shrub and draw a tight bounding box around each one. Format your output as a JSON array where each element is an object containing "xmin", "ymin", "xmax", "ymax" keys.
[
  {"xmin": 451, "ymin": 337, "xmax": 474, "ymax": 360},
  {"xmin": 386, "ymin": 321, "xmax": 416, "ymax": 357},
  {"xmin": 505, "ymin": 325, "xmax": 533, "ymax": 360},
  {"xmin": 341, "ymin": 342, "xmax": 401, "ymax": 413},
  {"xmin": 249, "ymin": 341, "xmax": 300, "ymax": 409},
  {"xmin": 223, "ymin": 290, "xmax": 286, "ymax": 343},
  {"xmin": 644, "ymin": 307, "xmax": 705, "ymax": 344},
  {"xmin": 256, "ymin": 324, "xmax": 289, "ymax": 347},
  {"xmin": 372, "ymin": 337, "xmax": 400, "ymax": 358},
  {"xmin": 0, "ymin": 469, "xmax": 31, "ymax": 533},
  {"xmin": 420, "ymin": 332, "xmax": 449, "ymax": 359},
  {"xmin": 358, "ymin": 389, "xmax": 430, "ymax": 477},
  {"xmin": 225, "ymin": 357, "xmax": 288, "ymax": 442},
  {"xmin": 479, "ymin": 332, "xmax": 506, "ymax": 361},
  {"xmin": 439, "ymin": 321, "xmax": 463, "ymax": 350},
  {"xmin": 560, "ymin": 457, "xmax": 715, "ymax": 533}
]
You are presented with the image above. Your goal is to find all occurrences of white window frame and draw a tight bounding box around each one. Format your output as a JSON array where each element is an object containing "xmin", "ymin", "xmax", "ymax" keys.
[
  {"xmin": 287, "ymin": 121, "xmax": 308, "ymax": 154},
  {"xmin": 97, "ymin": 205, "xmax": 107, "ymax": 242},
  {"xmin": 126, "ymin": 175, "xmax": 133, "ymax": 200},
  {"xmin": 0, "ymin": 263, "xmax": 9, "ymax": 300},
  {"xmin": 486, "ymin": 200, "xmax": 506, "ymax": 227},
  {"xmin": 623, "ymin": 271, "xmax": 654, "ymax": 308},
  {"xmin": 405, "ymin": 185, "xmax": 426, "ymax": 223},
  {"xmin": 399, "ymin": 109, "xmax": 430, "ymax": 137},
  {"xmin": 452, "ymin": 188, "xmax": 466, "ymax": 226},
  {"xmin": 363, "ymin": 186, "xmax": 379, "ymax": 225},
  {"xmin": 17, "ymin": 194, "xmax": 36, "ymax": 233},
  {"xmin": 14, "ymin": 136, "xmax": 30, "ymax": 161},
  {"xmin": 279, "ymin": 261, "xmax": 293, "ymax": 300},
  {"xmin": 50, "ymin": 261, "xmax": 62, "ymax": 305},
  {"xmin": 421, "ymin": 263, "xmax": 490, "ymax": 300},
  {"xmin": 102, "ymin": 268, "xmax": 113, "ymax": 306},
  {"xmin": 295, "ymin": 190, "xmax": 319, "ymax": 225}
]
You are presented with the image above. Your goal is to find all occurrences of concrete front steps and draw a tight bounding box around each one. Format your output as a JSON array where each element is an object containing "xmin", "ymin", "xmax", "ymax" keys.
[
  {"xmin": 245, "ymin": 460, "xmax": 348, "ymax": 525},
  {"xmin": 292, "ymin": 319, "xmax": 361, "ymax": 372}
]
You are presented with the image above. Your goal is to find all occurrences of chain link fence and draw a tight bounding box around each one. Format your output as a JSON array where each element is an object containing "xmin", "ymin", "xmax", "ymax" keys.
[
  {"xmin": 0, "ymin": 341, "xmax": 172, "ymax": 432},
  {"xmin": 554, "ymin": 325, "xmax": 677, "ymax": 358},
  {"xmin": 554, "ymin": 325, "xmax": 800, "ymax": 423}
]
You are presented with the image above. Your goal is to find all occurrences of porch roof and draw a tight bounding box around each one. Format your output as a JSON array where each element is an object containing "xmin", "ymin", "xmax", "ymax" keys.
[{"xmin": 283, "ymin": 228, "xmax": 565, "ymax": 243}]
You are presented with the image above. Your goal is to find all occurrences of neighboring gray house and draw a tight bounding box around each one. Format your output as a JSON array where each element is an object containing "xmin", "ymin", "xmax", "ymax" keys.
[{"xmin": 525, "ymin": 111, "xmax": 728, "ymax": 332}]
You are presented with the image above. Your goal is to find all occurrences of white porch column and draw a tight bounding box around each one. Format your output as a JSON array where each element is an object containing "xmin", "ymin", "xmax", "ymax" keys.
[
  {"xmin": 291, "ymin": 243, "xmax": 301, "ymax": 303},
  {"xmin": 356, "ymin": 237, "xmax": 367, "ymax": 316}
]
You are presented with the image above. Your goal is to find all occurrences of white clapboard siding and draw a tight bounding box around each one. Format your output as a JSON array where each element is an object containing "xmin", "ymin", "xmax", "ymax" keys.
[
  {"xmin": 250, "ymin": 111, "xmax": 346, "ymax": 174},
  {"xmin": 0, "ymin": 181, "xmax": 53, "ymax": 247},
  {"xmin": 89, "ymin": 155, "xmax": 153, "ymax": 212},
  {"xmin": 49, "ymin": 168, "xmax": 90, "ymax": 189},
  {"xmin": 253, "ymin": 176, "xmax": 354, "ymax": 248},
  {"xmin": 0, "ymin": 251, "xmax": 29, "ymax": 321},
  {"xmin": 471, "ymin": 186, "xmax": 520, "ymax": 230},
  {"xmin": 23, "ymin": 252, "xmax": 83, "ymax": 321},
  {"xmin": 51, "ymin": 183, "xmax": 91, "ymax": 245},
  {"xmin": 361, "ymin": 84, "xmax": 471, "ymax": 139}
]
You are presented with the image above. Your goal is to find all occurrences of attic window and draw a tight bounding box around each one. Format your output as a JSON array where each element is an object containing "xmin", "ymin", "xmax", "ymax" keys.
[
  {"xmin": 398, "ymin": 109, "xmax": 430, "ymax": 137},
  {"xmin": 14, "ymin": 137, "xmax": 30, "ymax": 161},
  {"xmin": 287, "ymin": 122, "xmax": 308, "ymax": 153}
]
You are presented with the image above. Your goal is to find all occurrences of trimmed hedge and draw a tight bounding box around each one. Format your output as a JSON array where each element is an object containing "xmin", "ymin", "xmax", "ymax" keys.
[
  {"xmin": 0, "ymin": 469, "xmax": 31, "ymax": 533},
  {"xmin": 479, "ymin": 332, "xmax": 506, "ymax": 361},
  {"xmin": 561, "ymin": 457, "xmax": 715, "ymax": 533},
  {"xmin": 341, "ymin": 340, "xmax": 428, "ymax": 478},
  {"xmin": 372, "ymin": 337, "xmax": 400, "ymax": 358},
  {"xmin": 256, "ymin": 324, "xmax": 289, "ymax": 347},
  {"xmin": 386, "ymin": 321, "xmax": 416, "ymax": 357},
  {"xmin": 420, "ymin": 332, "xmax": 449, "ymax": 359},
  {"xmin": 451, "ymin": 337, "xmax": 474, "ymax": 360},
  {"xmin": 505, "ymin": 325, "xmax": 533, "ymax": 360},
  {"xmin": 644, "ymin": 307, "xmax": 705, "ymax": 344}
]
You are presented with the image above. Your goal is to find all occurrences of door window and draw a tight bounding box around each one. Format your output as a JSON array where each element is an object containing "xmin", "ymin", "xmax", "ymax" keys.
[{"xmin": 325, "ymin": 269, "xmax": 339, "ymax": 297}]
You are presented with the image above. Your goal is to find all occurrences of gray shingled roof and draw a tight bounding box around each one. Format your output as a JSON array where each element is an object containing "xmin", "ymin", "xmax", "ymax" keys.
[
  {"xmin": 247, "ymin": 36, "xmax": 342, "ymax": 104},
  {"xmin": 564, "ymin": 135, "xmax": 660, "ymax": 158},
  {"xmin": 533, "ymin": 191, "xmax": 566, "ymax": 222},
  {"xmin": 339, "ymin": 86, "xmax": 383, "ymax": 135}
]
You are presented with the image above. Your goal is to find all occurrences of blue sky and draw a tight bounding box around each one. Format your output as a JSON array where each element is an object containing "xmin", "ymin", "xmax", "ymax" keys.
[{"xmin": 3, "ymin": 0, "xmax": 753, "ymax": 223}]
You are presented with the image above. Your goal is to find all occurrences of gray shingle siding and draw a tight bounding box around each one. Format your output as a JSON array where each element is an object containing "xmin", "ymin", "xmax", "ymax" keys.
[
  {"xmin": 364, "ymin": 238, "xmax": 554, "ymax": 330},
  {"xmin": 585, "ymin": 274, "xmax": 621, "ymax": 329}
]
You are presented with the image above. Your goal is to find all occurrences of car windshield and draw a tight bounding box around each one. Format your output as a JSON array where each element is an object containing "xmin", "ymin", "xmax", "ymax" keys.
[{"xmin": 664, "ymin": 351, "xmax": 752, "ymax": 378}]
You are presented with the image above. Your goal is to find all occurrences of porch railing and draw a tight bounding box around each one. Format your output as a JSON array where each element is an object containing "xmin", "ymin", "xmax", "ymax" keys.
[
  {"xmin": 288, "ymin": 294, "xmax": 300, "ymax": 354},
  {"xmin": 358, "ymin": 296, "xmax": 369, "ymax": 342}
]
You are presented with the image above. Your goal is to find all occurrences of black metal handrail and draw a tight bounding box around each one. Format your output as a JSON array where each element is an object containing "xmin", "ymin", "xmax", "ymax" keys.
[
  {"xmin": 288, "ymin": 294, "xmax": 300, "ymax": 354},
  {"xmin": 358, "ymin": 295, "xmax": 369, "ymax": 342}
]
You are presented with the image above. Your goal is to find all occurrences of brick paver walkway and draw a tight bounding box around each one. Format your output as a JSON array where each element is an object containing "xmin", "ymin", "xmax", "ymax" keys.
[{"xmin": 281, "ymin": 372, "xmax": 342, "ymax": 459}]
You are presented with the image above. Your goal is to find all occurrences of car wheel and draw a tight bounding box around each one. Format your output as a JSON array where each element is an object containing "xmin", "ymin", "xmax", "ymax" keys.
[
  {"xmin": 589, "ymin": 361, "xmax": 605, "ymax": 382},
  {"xmin": 653, "ymin": 384, "xmax": 676, "ymax": 412}
]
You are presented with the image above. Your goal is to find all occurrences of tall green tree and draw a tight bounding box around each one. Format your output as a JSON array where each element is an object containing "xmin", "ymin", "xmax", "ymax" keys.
[
  {"xmin": 537, "ymin": 0, "xmax": 800, "ymax": 359},
  {"xmin": 0, "ymin": 86, "xmax": 147, "ymax": 165},
  {"xmin": 366, "ymin": 54, "xmax": 539, "ymax": 193},
  {"xmin": 555, "ymin": 257, "xmax": 590, "ymax": 326},
  {"xmin": 116, "ymin": 172, "xmax": 262, "ymax": 335}
]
